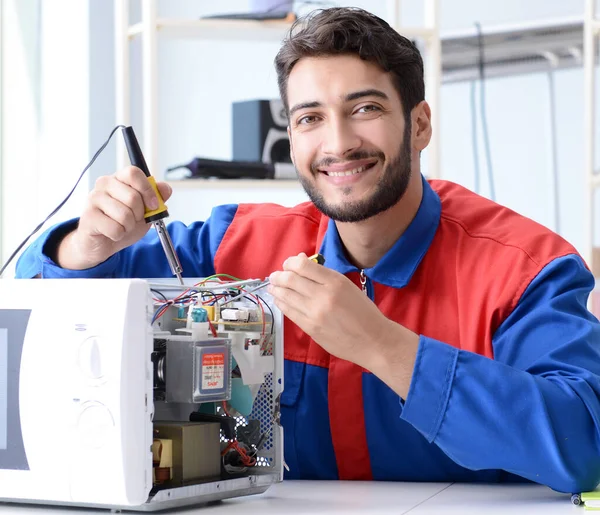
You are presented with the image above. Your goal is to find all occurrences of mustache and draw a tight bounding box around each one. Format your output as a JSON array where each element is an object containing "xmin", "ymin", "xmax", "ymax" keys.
[{"xmin": 310, "ymin": 150, "xmax": 385, "ymax": 173}]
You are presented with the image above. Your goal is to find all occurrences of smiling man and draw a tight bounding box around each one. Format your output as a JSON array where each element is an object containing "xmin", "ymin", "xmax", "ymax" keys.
[
  {"xmin": 15, "ymin": 7, "xmax": 600, "ymax": 493},
  {"xmin": 285, "ymin": 58, "xmax": 416, "ymax": 228}
]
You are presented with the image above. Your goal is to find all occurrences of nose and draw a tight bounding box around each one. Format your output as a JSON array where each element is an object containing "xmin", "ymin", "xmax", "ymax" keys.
[{"xmin": 321, "ymin": 116, "xmax": 361, "ymax": 157}]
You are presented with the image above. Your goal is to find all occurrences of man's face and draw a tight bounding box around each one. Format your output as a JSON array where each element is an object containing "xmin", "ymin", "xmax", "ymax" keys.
[{"xmin": 286, "ymin": 54, "xmax": 412, "ymax": 223}]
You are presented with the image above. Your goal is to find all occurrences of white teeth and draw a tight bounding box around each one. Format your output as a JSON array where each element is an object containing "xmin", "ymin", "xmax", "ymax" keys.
[{"xmin": 327, "ymin": 165, "xmax": 367, "ymax": 177}]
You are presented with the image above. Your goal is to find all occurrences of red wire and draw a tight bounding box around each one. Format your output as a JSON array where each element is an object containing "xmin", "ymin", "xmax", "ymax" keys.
[
  {"xmin": 208, "ymin": 318, "xmax": 218, "ymax": 337},
  {"xmin": 221, "ymin": 400, "xmax": 230, "ymax": 416},
  {"xmin": 155, "ymin": 278, "xmax": 268, "ymax": 335},
  {"xmin": 202, "ymin": 294, "xmax": 229, "ymax": 304},
  {"xmin": 242, "ymin": 291, "xmax": 266, "ymax": 335},
  {"xmin": 221, "ymin": 440, "xmax": 255, "ymax": 467},
  {"xmin": 235, "ymin": 441, "xmax": 256, "ymax": 466},
  {"xmin": 154, "ymin": 302, "xmax": 172, "ymax": 322}
]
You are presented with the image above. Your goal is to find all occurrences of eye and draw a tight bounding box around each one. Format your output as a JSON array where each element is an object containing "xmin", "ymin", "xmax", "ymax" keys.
[
  {"xmin": 297, "ymin": 114, "xmax": 319, "ymax": 125},
  {"xmin": 356, "ymin": 104, "xmax": 381, "ymax": 114}
]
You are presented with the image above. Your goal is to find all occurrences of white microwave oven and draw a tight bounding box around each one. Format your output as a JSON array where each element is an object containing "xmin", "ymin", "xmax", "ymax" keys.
[{"xmin": 0, "ymin": 278, "xmax": 283, "ymax": 511}]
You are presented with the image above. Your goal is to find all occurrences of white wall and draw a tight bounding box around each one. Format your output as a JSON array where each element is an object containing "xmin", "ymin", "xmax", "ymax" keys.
[
  {"xmin": 1, "ymin": 0, "xmax": 91, "ymax": 276},
  {"xmin": 1, "ymin": 0, "xmax": 41, "ymax": 270}
]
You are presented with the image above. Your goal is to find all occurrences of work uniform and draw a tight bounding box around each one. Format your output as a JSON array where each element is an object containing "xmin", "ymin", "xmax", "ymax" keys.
[{"xmin": 16, "ymin": 177, "xmax": 600, "ymax": 493}]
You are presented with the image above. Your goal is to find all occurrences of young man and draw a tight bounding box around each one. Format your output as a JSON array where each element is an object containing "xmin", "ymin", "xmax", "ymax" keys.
[{"xmin": 16, "ymin": 7, "xmax": 600, "ymax": 493}]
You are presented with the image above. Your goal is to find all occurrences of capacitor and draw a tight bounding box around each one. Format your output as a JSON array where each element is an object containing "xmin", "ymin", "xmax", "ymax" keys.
[{"xmin": 191, "ymin": 307, "xmax": 208, "ymax": 323}]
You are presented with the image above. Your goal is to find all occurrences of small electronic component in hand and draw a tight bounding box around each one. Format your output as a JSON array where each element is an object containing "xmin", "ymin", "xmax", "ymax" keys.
[
  {"xmin": 220, "ymin": 253, "xmax": 326, "ymax": 306},
  {"xmin": 308, "ymin": 253, "xmax": 325, "ymax": 265}
]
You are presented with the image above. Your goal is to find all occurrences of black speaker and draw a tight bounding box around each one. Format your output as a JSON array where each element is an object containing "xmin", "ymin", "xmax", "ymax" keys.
[{"xmin": 232, "ymin": 99, "xmax": 291, "ymax": 164}]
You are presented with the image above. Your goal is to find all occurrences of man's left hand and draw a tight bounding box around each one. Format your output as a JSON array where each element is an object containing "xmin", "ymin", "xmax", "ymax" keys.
[{"xmin": 268, "ymin": 253, "xmax": 419, "ymax": 395}]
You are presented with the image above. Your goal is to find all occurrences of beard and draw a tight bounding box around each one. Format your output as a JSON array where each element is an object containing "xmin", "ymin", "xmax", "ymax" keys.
[{"xmin": 297, "ymin": 121, "xmax": 412, "ymax": 223}]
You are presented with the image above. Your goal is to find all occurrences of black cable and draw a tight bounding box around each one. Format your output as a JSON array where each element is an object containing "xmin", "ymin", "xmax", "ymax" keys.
[
  {"xmin": 0, "ymin": 124, "xmax": 126, "ymax": 278},
  {"xmin": 150, "ymin": 288, "xmax": 169, "ymax": 303},
  {"xmin": 470, "ymin": 80, "xmax": 480, "ymax": 194},
  {"xmin": 201, "ymin": 290, "xmax": 220, "ymax": 304},
  {"xmin": 474, "ymin": 22, "xmax": 495, "ymax": 201},
  {"xmin": 166, "ymin": 293, "xmax": 198, "ymax": 311},
  {"xmin": 181, "ymin": 286, "xmax": 273, "ymax": 333}
]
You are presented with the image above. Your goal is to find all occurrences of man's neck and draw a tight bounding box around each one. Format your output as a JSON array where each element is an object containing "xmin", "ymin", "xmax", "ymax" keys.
[{"xmin": 335, "ymin": 173, "xmax": 424, "ymax": 270}]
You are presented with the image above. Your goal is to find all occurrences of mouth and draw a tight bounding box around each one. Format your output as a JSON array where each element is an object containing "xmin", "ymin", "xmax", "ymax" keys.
[{"xmin": 322, "ymin": 162, "xmax": 377, "ymax": 177}]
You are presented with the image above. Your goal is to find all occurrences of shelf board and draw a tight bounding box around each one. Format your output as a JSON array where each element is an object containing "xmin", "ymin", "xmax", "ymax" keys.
[
  {"xmin": 127, "ymin": 15, "xmax": 587, "ymax": 82},
  {"xmin": 128, "ymin": 18, "xmax": 436, "ymax": 43},
  {"xmin": 166, "ymin": 179, "xmax": 302, "ymax": 189},
  {"xmin": 129, "ymin": 18, "xmax": 292, "ymax": 42},
  {"xmin": 441, "ymin": 17, "xmax": 584, "ymax": 83}
]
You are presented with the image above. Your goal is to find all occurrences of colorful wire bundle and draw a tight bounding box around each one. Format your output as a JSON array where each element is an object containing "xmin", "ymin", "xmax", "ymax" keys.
[{"xmin": 151, "ymin": 274, "xmax": 273, "ymax": 335}]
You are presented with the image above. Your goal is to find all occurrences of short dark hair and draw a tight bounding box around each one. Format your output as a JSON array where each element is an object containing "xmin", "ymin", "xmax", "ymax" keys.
[{"xmin": 274, "ymin": 7, "xmax": 425, "ymax": 119}]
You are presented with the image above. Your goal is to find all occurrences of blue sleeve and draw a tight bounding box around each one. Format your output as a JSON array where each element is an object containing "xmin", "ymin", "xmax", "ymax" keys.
[
  {"xmin": 14, "ymin": 204, "xmax": 238, "ymax": 279},
  {"xmin": 400, "ymin": 254, "xmax": 600, "ymax": 493}
]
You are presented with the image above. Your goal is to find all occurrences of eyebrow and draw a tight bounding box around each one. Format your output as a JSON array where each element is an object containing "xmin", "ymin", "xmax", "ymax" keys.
[
  {"xmin": 289, "ymin": 101, "xmax": 321, "ymax": 117},
  {"xmin": 344, "ymin": 89, "xmax": 389, "ymax": 102},
  {"xmin": 288, "ymin": 89, "xmax": 390, "ymax": 117}
]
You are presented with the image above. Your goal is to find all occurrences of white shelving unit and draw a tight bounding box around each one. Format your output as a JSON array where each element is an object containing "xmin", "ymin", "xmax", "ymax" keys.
[
  {"xmin": 584, "ymin": 0, "xmax": 600, "ymax": 282},
  {"xmin": 114, "ymin": 0, "xmax": 442, "ymax": 184},
  {"xmin": 441, "ymin": 17, "xmax": 585, "ymax": 82}
]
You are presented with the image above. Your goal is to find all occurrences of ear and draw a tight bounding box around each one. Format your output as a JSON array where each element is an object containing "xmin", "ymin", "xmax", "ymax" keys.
[
  {"xmin": 287, "ymin": 126, "xmax": 296, "ymax": 166},
  {"xmin": 411, "ymin": 101, "xmax": 432, "ymax": 152}
]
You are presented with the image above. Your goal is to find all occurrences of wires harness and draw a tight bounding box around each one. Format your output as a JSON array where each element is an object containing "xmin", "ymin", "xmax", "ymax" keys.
[{"xmin": 151, "ymin": 274, "xmax": 273, "ymax": 336}]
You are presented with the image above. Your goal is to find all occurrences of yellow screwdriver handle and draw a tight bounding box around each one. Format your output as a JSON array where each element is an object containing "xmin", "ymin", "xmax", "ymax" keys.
[{"xmin": 144, "ymin": 176, "xmax": 169, "ymax": 222}]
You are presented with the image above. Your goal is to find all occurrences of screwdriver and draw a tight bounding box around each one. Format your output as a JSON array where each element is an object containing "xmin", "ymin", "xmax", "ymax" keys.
[
  {"xmin": 222, "ymin": 253, "xmax": 325, "ymax": 305},
  {"xmin": 122, "ymin": 126, "xmax": 184, "ymax": 285}
]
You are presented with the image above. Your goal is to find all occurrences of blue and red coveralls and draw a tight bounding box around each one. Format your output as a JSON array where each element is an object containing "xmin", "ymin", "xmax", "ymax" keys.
[{"xmin": 16, "ymin": 177, "xmax": 600, "ymax": 492}]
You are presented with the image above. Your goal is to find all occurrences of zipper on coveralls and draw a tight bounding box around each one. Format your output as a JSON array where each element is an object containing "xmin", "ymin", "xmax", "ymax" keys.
[{"xmin": 359, "ymin": 269, "xmax": 373, "ymax": 300}]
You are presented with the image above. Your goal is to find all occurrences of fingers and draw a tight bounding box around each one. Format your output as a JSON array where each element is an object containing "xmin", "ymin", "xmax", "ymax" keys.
[
  {"xmin": 269, "ymin": 285, "xmax": 309, "ymax": 317},
  {"xmin": 91, "ymin": 166, "xmax": 166, "ymax": 224},
  {"xmin": 282, "ymin": 253, "xmax": 329, "ymax": 283},
  {"xmin": 58, "ymin": 167, "xmax": 162, "ymax": 269},
  {"xmin": 271, "ymin": 295, "xmax": 311, "ymax": 328},
  {"xmin": 269, "ymin": 252, "xmax": 330, "ymax": 319},
  {"xmin": 87, "ymin": 191, "xmax": 137, "ymax": 240},
  {"xmin": 86, "ymin": 166, "xmax": 163, "ymax": 241},
  {"xmin": 115, "ymin": 166, "xmax": 159, "ymax": 210},
  {"xmin": 88, "ymin": 208, "xmax": 128, "ymax": 242},
  {"xmin": 102, "ymin": 176, "xmax": 146, "ymax": 222},
  {"xmin": 156, "ymin": 181, "xmax": 172, "ymax": 202},
  {"xmin": 269, "ymin": 268, "xmax": 321, "ymax": 298}
]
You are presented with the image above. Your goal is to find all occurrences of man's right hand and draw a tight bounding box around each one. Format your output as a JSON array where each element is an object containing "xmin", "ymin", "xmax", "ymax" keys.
[{"xmin": 55, "ymin": 166, "xmax": 172, "ymax": 270}]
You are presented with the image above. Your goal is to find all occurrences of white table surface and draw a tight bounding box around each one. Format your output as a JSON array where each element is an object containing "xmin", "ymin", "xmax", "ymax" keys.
[
  {"xmin": 200, "ymin": 481, "xmax": 577, "ymax": 514},
  {"xmin": 0, "ymin": 481, "xmax": 580, "ymax": 514}
]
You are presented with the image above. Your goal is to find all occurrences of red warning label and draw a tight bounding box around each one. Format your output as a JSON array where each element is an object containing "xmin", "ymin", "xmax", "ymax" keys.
[{"xmin": 202, "ymin": 353, "xmax": 225, "ymax": 390}]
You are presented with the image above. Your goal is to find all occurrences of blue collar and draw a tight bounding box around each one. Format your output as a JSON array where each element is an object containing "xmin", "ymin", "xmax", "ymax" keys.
[{"xmin": 318, "ymin": 175, "xmax": 441, "ymax": 288}]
